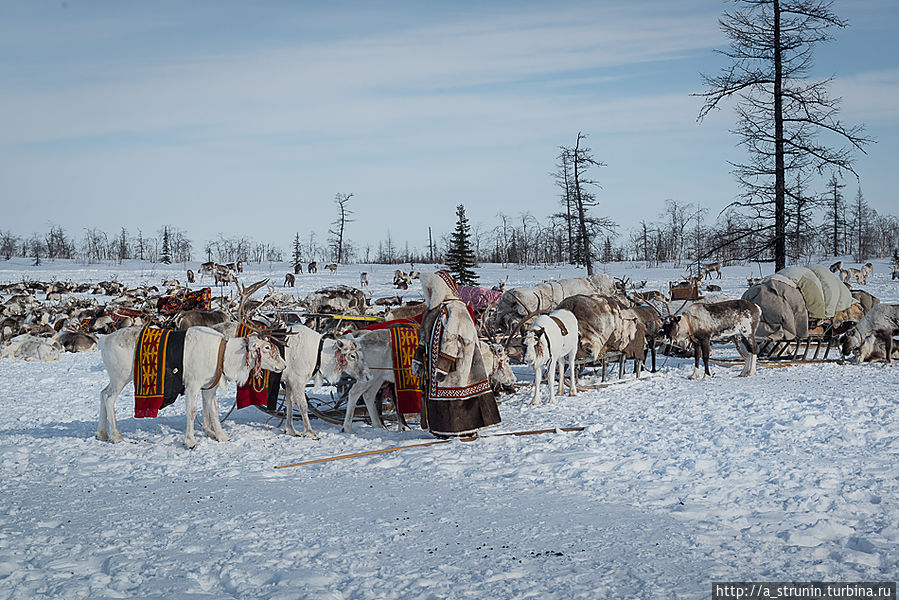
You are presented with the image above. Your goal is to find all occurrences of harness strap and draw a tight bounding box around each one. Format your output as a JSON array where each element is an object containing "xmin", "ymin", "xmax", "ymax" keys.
[
  {"xmin": 311, "ymin": 335, "xmax": 327, "ymax": 378},
  {"xmin": 203, "ymin": 339, "xmax": 228, "ymax": 390},
  {"xmin": 549, "ymin": 315, "xmax": 569, "ymax": 337},
  {"xmin": 682, "ymin": 314, "xmax": 697, "ymax": 343}
]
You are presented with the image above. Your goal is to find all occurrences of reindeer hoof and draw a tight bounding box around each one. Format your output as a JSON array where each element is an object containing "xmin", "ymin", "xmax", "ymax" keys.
[
  {"xmin": 304, "ymin": 431, "xmax": 321, "ymax": 440},
  {"xmin": 340, "ymin": 427, "xmax": 354, "ymax": 435},
  {"xmin": 215, "ymin": 433, "xmax": 231, "ymax": 442},
  {"xmin": 184, "ymin": 438, "xmax": 198, "ymax": 449},
  {"xmin": 96, "ymin": 431, "xmax": 108, "ymax": 441}
]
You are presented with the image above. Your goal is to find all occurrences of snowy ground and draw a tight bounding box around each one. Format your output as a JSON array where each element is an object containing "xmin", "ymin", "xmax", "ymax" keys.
[{"xmin": 1, "ymin": 258, "xmax": 897, "ymax": 599}]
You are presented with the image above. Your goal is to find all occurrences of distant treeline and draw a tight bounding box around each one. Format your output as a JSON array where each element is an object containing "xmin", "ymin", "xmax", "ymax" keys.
[{"xmin": 3, "ymin": 194, "xmax": 897, "ymax": 269}]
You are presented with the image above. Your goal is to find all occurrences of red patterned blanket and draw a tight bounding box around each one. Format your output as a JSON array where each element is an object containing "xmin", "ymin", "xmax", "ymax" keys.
[
  {"xmin": 235, "ymin": 324, "xmax": 284, "ymax": 410},
  {"xmin": 356, "ymin": 317, "xmax": 423, "ymax": 414}
]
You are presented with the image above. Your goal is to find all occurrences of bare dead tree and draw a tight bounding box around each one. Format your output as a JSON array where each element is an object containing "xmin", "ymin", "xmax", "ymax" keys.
[
  {"xmin": 560, "ymin": 132, "xmax": 615, "ymax": 275},
  {"xmin": 328, "ymin": 192, "xmax": 354, "ymax": 264},
  {"xmin": 696, "ymin": 0, "xmax": 871, "ymax": 270}
]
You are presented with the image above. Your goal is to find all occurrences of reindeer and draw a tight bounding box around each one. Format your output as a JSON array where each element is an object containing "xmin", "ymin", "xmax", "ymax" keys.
[
  {"xmin": 747, "ymin": 277, "xmax": 761, "ymax": 287},
  {"xmin": 523, "ymin": 309, "xmax": 579, "ymax": 405},
  {"xmin": 393, "ymin": 270, "xmax": 411, "ymax": 289},
  {"xmin": 893, "ymin": 263, "xmax": 899, "ymax": 281},
  {"xmin": 861, "ymin": 262, "xmax": 874, "ymax": 281},
  {"xmin": 700, "ymin": 262, "xmax": 722, "ymax": 279},
  {"xmin": 846, "ymin": 267, "xmax": 866, "ymax": 285},
  {"xmin": 199, "ymin": 262, "xmax": 216, "ymax": 277},
  {"xmin": 661, "ymin": 299, "xmax": 760, "ymax": 380},
  {"xmin": 54, "ymin": 330, "xmax": 98, "ymax": 353},
  {"xmin": 214, "ymin": 265, "xmax": 236, "ymax": 286},
  {"xmin": 839, "ymin": 303, "xmax": 899, "ymax": 363},
  {"xmin": 284, "ymin": 273, "xmax": 295, "ymax": 288},
  {"xmin": 186, "ymin": 269, "xmax": 195, "ymax": 284},
  {"xmin": 360, "ymin": 272, "xmax": 370, "ymax": 288},
  {"xmin": 211, "ymin": 280, "xmax": 369, "ymax": 438},
  {"xmin": 293, "ymin": 262, "xmax": 303, "ymax": 275},
  {"xmin": 307, "ymin": 261, "xmax": 318, "ymax": 274},
  {"xmin": 342, "ymin": 333, "xmax": 512, "ymax": 434},
  {"xmin": 325, "ymin": 263, "xmax": 338, "ymax": 273},
  {"xmin": 97, "ymin": 326, "xmax": 286, "ymax": 447},
  {"xmin": 829, "ymin": 260, "xmax": 844, "ymax": 273},
  {"xmin": 172, "ymin": 310, "xmax": 228, "ymax": 329}
]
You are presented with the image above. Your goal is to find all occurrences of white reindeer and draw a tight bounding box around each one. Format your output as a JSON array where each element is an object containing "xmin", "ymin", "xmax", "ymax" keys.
[
  {"xmin": 342, "ymin": 333, "xmax": 514, "ymax": 434},
  {"xmin": 97, "ymin": 326, "xmax": 286, "ymax": 448},
  {"xmin": 523, "ymin": 309, "xmax": 579, "ymax": 405},
  {"xmin": 214, "ymin": 322, "xmax": 368, "ymax": 438}
]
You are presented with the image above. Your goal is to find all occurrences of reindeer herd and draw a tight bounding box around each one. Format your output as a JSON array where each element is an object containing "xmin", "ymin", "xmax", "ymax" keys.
[{"xmin": 2, "ymin": 258, "xmax": 896, "ymax": 448}]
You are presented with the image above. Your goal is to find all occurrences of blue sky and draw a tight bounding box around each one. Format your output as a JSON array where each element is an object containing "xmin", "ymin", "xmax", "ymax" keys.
[{"xmin": 1, "ymin": 1, "xmax": 896, "ymax": 256}]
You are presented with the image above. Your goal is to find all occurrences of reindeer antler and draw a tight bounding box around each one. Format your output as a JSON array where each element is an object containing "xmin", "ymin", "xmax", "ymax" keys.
[{"xmin": 235, "ymin": 279, "xmax": 269, "ymax": 327}]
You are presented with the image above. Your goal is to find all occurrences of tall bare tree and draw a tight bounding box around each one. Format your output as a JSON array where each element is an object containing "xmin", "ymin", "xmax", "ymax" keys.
[
  {"xmin": 697, "ymin": 0, "xmax": 870, "ymax": 270},
  {"xmin": 329, "ymin": 193, "xmax": 354, "ymax": 264},
  {"xmin": 560, "ymin": 132, "xmax": 615, "ymax": 275}
]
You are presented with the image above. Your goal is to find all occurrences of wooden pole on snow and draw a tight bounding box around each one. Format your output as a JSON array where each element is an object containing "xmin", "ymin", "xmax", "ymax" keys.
[{"xmin": 274, "ymin": 426, "xmax": 585, "ymax": 469}]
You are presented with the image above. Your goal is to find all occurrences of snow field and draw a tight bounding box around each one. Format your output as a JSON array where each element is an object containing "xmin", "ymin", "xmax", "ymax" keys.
[{"xmin": 0, "ymin": 258, "xmax": 896, "ymax": 599}]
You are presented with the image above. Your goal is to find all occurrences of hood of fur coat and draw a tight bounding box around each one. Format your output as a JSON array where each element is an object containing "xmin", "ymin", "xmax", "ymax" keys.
[{"xmin": 420, "ymin": 271, "xmax": 461, "ymax": 310}]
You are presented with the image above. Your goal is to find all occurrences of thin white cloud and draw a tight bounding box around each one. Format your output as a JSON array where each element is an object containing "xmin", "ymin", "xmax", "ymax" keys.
[{"xmin": 0, "ymin": 3, "xmax": 719, "ymax": 147}]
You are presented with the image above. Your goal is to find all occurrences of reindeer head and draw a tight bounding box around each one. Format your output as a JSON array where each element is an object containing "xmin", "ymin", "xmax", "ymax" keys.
[
  {"xmin": 246, "ymin": 333, "xmax": 287, "ymax": 376},
  {"xmin": 839, "ymin": 328, "xmax": 862, "ymax": 358},
  {"xmin": 523, "ymin": 328, "xmax": 545, "ymax": 368},
  {"xmin": 660, "ymin": 315, "xmax": 684, "ymax": 343},
  {"xmin": 334, "ymin": 337, "xmax": 370, "ymax": 382},
  {"xmin": 486, "ymin": 342, "xmax": 516, "ymax": 387}
]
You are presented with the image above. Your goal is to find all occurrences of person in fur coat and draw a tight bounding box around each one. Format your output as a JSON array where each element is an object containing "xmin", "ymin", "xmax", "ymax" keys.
[{"xmin": 412, "ymin": 271, "xmax": 501, "ymax": 438}]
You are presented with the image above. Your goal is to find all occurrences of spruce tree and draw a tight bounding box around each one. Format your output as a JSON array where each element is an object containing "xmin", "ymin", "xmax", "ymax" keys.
[
  {"xmin": 160, "ymin": 227, "xmax": 172, "ymax": 264},
  {"xmin": 291, "ymin": 232, "xmax": 302, "ymax": 272},
  {"xmin": 446, "ymin": 204, "xmax": 478, "ymax": 286}
]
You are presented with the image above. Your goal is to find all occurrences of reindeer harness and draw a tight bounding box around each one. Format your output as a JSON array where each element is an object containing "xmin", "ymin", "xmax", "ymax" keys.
[{"xmin": 202, "ymin": 339, "xmax": 228, "ymax": 390}]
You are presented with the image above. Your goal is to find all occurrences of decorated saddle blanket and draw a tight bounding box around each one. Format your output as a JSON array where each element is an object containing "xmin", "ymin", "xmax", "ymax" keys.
[
  {"xmin": 157, "ymin": 287, "xmax": 212, "ymax": 316},
  {"xmin": 235, "ymin": 325, "xmax": 285, "ymax": 411},
  {"xmin": 134, "ymin": 326, "xmax": 187, "ymax": 418},
  {"xmin": 356, "ymin": 318, "xmax": 422, "ymax": 414},
  {"xmin": 458, "ymin": 286, "xmax": 503, "ymax": 312}
]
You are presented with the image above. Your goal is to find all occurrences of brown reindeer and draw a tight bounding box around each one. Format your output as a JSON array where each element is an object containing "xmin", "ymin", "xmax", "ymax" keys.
[
  {"xmin": 700, "ymin": 262, "xmax": 722, "ymax": 279},
  {"xmin": 307, "ymin": 261, "xmax": 318, "ymax": 274},
  {"xmin": 661, "ymin": 299, "xmax": 760, "ymax": 379},
  {"xmin": 284, "ymin": 273, "xmax": 295, "ymax": 287}
]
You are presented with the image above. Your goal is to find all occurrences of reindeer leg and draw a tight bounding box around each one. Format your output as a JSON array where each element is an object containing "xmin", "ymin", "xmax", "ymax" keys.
[
  {"xmin": 342, "ymin": 379, "xmax": 383, "ymax": 434},
  {"xmin": 284, "ymin": 380, "xmax": 318, "ymax": 439},
  {"xmin": 98, "ymin": 376, "xmax": 128, "ymax": 443},
  {"xmin": 701, "ymin": 339, "xmax": 712, "ymax": 379},
  {"xmin": 201, "ymin": 387, "xmax": 230, "ymax": 442},
  {"xmin": 689, "ymin": 344, "xmax": 703, "ymax": 380},
  {"xmin": 883, "ymin": 333, "xmax": 893, "ymax": 364},
  {"xmin": 568, "ymin": 349, "xmax": 578, "ymax": 396},
  {"xmin": 531, "ymin": 360, "xmax": 543, "ymax": 405},
  {"xmin": 184, "ymin": 385, "xmax": 200, "ymax": 449},
  {"xmin": 547, "ymin": 358, "xmax": 558, "ymax": 404},
  {"xmin": 738, "ymin": 335, "xmax": 756, "ymax": 376}
]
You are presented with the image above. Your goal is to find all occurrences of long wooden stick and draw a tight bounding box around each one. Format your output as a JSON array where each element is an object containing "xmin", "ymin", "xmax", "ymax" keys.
[
  {"xmin": 274, "ymin": 426, "xmax": 585, "ymax": 469},
  {"xmin": 275, "ymin": 439, "xmax": 450, "ymax": 469}
]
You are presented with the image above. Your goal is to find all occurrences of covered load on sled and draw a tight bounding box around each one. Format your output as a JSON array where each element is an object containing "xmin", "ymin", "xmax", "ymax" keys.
[
  {"xmin": 742, "ymin": 264, "xmax": 857, "ymax": 341},
  {"xmin": 741, "ymin": 264, "xmax": 867, "ymax": 361}
]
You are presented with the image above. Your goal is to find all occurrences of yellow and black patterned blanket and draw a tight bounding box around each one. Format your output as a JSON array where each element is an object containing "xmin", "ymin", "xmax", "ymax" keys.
[{"xmin": 133, "ymin": 326, "xmax": 186, "ymax": 418}]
